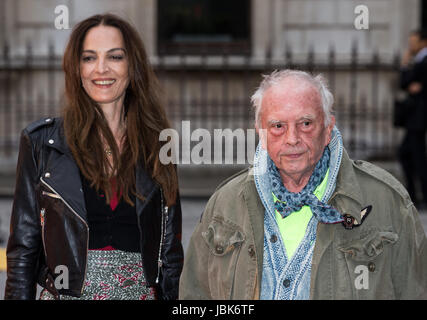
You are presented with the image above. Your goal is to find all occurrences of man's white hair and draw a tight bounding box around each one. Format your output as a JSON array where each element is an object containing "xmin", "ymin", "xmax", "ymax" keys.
[{"xmin": 251, "ymin": 69, "xmax": 334, "ymax": 128}]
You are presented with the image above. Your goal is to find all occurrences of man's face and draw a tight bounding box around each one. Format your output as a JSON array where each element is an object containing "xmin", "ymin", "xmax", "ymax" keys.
[{"xmin": 258, "ymin": 79, "xmax": 335, "ymax": 182}]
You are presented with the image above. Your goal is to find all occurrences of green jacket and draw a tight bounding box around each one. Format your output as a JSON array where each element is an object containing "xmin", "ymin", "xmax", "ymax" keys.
[{"xmin": 179, "ymin": 149, "xmax": 427, "ymax": 299}]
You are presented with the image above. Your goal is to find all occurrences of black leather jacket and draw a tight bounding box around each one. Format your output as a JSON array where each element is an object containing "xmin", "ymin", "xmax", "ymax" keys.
[{"xmin": 5, "ymin": 117, "xmax": 184, "ymax": 300}]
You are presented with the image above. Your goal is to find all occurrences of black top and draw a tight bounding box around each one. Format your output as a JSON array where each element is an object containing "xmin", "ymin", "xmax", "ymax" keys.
[{"xmin": 80, "ymin": 172, "xmax": 140, "ymax": 252}]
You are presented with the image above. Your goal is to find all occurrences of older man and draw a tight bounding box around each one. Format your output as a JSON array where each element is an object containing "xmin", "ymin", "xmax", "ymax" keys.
[{"xmin": 179, "ymin": 70, "xmax": 427, "ymax": 299}]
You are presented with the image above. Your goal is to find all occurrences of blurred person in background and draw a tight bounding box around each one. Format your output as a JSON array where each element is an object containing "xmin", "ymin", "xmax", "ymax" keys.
[
  {"xmin": 5, "ymin": 13, "xmax": 183, "ymax": 300},
  {"xmin": 398, "ymin": 29, "xmax": 427, "ymax": 209},
  {"xmin": 180, "ymin": 69, "xmax": 427, "ymax": 300}
]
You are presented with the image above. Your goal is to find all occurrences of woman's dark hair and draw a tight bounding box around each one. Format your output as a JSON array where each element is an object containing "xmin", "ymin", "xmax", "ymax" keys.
[{"xmin": 62, "ymin": 13, "xmax": 178, "ymax": 206}]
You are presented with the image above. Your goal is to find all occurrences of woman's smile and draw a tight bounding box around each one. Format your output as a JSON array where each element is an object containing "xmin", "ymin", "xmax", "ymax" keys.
[{"xmin": 92, "ymin": 78, "xmax": 116, "ymax": 88}]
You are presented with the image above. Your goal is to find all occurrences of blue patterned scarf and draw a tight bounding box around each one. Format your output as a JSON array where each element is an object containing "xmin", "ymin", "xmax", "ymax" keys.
[{"xmin": 269, "ymin": 147, "xmax": 343, "ymax": 224}]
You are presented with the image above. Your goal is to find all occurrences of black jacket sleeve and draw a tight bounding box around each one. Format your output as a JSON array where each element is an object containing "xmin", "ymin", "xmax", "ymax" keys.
[
  {"xmin": 4, "ymin": 130, "xmax": 42, "ymax": 300},
  {"xmin": 159, "ymin": 194, "xmax": 184, "ymax": 300}
]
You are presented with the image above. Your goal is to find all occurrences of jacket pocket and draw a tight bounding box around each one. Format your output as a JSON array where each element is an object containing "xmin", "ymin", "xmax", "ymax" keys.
[
  {"xmin": 202, "ymin": 216, "xmax": 245, "ymax": 299},
  {"xmin": 39, "ymin": 189, "xmax": 64, "ymax": 258},
  {"xmin": 338, "ymin": 229, "xmax": 398, "ymax": 261},
  {"xmin": 336, "ymin": 228, "xmax": 398, "ymax": 299}
]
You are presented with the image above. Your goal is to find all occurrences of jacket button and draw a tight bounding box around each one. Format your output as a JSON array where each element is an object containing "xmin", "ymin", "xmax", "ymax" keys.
[
  {"xmin": 283, "ymin": 279, "xmax": 291, "ymax": 288},
  {"xmin": 44, "ymin": 172, "xmax": 51, "ymax": 178},
  {"xmin": 368, "ymin": 262, "xmax": 376, "ymax": 272},
  {"xmin": 270, "ymin": 234, "xmax": 277, "ymax": 243},
  {"xmin": 45, "ymin": 118, "xmax": 51, "ymax": 122},
  {"xmin": 248, "ymin": 245, "xmax": 255, "ymax": 258},
  {"xmin": 48, "ymin": 139, "xmax": 54, "ymax": 144},
  {"xmin": 215, "ymin": 245, "xmax": 224, "ymax": 254}
]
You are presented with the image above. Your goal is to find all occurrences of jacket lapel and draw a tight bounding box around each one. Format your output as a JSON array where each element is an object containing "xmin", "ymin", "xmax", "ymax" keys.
[
  {"xmin": 41, "ymin": 121, "xmax": 87, "ymax": 223},
  {"xmin": 329, "ymin": 149, "xmax": 364, "ymax": 224}
]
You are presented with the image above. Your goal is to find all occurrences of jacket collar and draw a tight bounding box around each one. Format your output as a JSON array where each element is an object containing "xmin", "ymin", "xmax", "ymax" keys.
[
  {"xmin": 329, "ymin": 148, "xmax": 364, "ymax": 223},
  {"xmin": 40, "ymin": 118, "xmax": 87, "ymax": 222},
  {"xmin": 41, "ymin": 118, "xmax": 158, "ymax": 222},
  {"xmin": 44, "ymin": 118, "xmax": 71, "ymax": 155}
]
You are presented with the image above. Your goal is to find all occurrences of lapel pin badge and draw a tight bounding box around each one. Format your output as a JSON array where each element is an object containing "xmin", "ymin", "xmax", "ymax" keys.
[{"xmin": 341, "ymin": 205, "xmax": 372, "ymax": 230}]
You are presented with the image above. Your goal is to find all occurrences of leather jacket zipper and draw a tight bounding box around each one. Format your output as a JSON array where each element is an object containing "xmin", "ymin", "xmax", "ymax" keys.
[
  {"xmin": 40, "ymin": 208, "xmax": 47, "ymax": 257},
  {"xmin": 42, "ymin": 191, "xmax": 61, "ymax": 199},
  {"xmin": 40, "ymin": 177, "xmax": 89, "ymax": 296},
  {"xmin": 156, "ymin": 189, "xmax": 168, "ymax": 284}
]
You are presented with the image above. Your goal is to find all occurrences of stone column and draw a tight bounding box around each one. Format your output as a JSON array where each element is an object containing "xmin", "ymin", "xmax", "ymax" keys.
[
  {"xmin": 133, "ymin": 0, "xmax": 156, "ymax": 58},
  {"xmin": 251, "ymin": 0, "xmax": 272, "ymax": 61}
]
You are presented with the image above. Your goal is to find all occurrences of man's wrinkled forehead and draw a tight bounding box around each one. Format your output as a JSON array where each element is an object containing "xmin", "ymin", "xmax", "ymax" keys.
[{"xmin": 262, "ymin": 77, "xmax": 323, "ymax": 111}]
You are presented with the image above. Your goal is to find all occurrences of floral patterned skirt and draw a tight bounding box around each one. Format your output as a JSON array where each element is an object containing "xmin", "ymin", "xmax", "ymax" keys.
[{"xmin": 39, "ymin": 249, "xmax": 156, "ymax": 300}]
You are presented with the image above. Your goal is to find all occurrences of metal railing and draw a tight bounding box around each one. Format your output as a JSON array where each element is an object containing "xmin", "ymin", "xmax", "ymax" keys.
[{"xmin": 0, "ymin": 41, "xmax": 402, "ymax": 168}]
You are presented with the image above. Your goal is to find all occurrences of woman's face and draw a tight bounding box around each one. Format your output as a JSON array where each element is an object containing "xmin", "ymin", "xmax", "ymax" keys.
[{"xmin": 80, "ymin": 25, "xmax": 129, "ymax": 106}]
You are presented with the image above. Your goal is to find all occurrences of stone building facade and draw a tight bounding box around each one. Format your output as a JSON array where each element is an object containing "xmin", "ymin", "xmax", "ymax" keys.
[{"xmin": 0, "ymin": 0, "xmax": 423, "ymax": 178}]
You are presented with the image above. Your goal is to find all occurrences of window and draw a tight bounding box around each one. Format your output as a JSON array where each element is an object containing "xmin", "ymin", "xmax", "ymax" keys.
[{"xmin": 157, "ymin": 0, "xmax": 251, "ymax": 55}]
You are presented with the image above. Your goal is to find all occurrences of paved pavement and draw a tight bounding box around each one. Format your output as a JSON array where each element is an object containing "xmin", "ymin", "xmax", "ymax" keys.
[{"xmin": 1, "ymin": 196, "xmax": 426, "ymax": 300}]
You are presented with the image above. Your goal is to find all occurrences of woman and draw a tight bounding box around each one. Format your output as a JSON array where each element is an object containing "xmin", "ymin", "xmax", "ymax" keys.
[{"xmin": 4, "ymin": 13, "xmax": 183, "ymax": 300}]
